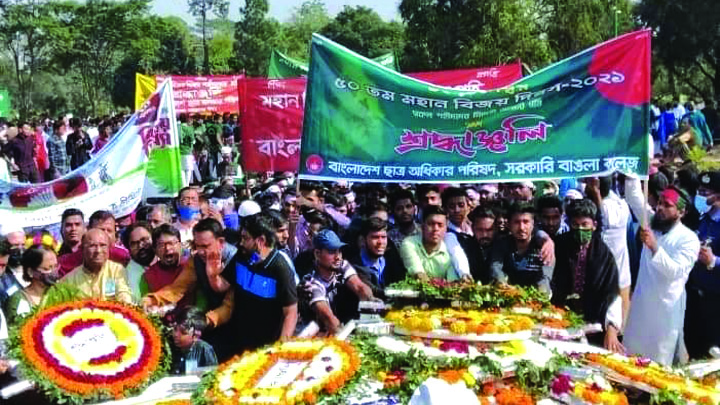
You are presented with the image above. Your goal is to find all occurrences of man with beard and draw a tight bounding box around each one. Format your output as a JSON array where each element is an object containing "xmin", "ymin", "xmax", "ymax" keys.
[
  {"xmin": 623, "ymin": 179, "xmax": 700, "ymax": 366},
  {"xmin": 141, "ymin": 225, "xmax": 190, "ymax": 306},
  {"xmin": 265, "ymin": 209, "xmax": 299, "ymax": 283},
  {"xmin": 123, "ymin": 222, "xmax": 155, "ymax": 303},
  {"xmin": 307, "ymin": 229, "xmax": 374, "ymax": 334},
  {"xmin": 142, "ymin": 219, "xmax": 235, "ymax": 357},
  {"xmin": 225, "ymin": 214, "xmax": 298, "ymax": 352},
  {"xmin": 468, "ymin": 207, "xmax": 497, "ymax": 284},
  {"xmin": 490, "ymin": 202, "xmax": 554, "ymax": 294},
  {"xmin": 346, "ymin": 217, "xmax": 407, "ymax": 293},
  {"xmin": 507, "ymin": 181, "xmax": 535, "ymax": 202},
  {"xmin": 388, "ymin": 189, "xmax": 420, "ymax": 247},
  {"xmin": 58, "ymin": 209, "xmax": 86, "ymax": 256}
]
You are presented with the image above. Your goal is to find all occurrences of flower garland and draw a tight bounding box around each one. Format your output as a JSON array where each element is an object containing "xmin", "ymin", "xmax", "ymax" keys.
[
  {"xmin": 585, "ymin": 353, "xmax": 720, "ymax": 404},
  {"xmin": 8, "ymin": 299, "xmax": 170, "ymax": 404},
  {"xmin": 550, "ymin": 373, "xmax": 629, "ymax": 405},
  {"xmin": 199, "ymin": 339, "xmax": 360, "ymax": 405},
  {"xmin": 386, "ymin": 308, "xmax": 535, "ymax": 338}
]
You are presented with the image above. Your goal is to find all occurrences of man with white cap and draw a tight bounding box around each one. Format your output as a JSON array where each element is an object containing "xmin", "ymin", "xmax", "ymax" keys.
[{"xmin": 508, "ymin": 181, "xmax": 535, "ymax": 202}]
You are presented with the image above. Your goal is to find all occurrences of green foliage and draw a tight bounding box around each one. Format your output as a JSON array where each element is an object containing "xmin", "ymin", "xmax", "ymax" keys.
[
  {"xmin": 650, "ymin": 388, "xmax": 686, "ymax": 405},
  {"xmin": 233, "ymin": 0, "xmax": 283, "ymax": 76},
  {"xmin": 320, "ymin": 6, "xmax": 404, "ymax": 61},
  {"xmin": 514, "ymin": 355, "xmax": 572, "ymax": 397},
  {"xmin": 281, "ymin": 0, "xmax": 331, "ymax": 60},
  {"xmin": 638, "ymin": 0, "xmax": 720, "ymax": 101},
  {"xmin": 400, "ymin": 0, "xmax": 552, "ymax": 72},
  {"xmin": 187, "ymin": 0, "xmax": 228, "ymax": 74}
]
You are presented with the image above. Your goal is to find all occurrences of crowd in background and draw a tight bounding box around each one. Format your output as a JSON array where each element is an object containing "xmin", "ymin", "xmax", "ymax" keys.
[{"xmin": 1, "ymin": 151, "xmax": 720, "ymax": 377}]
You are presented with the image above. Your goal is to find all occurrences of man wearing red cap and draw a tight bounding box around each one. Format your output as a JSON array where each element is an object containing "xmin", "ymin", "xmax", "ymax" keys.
[{"xmin": 624, "ymin": 178, "xmax": 700, "ymax": 366}]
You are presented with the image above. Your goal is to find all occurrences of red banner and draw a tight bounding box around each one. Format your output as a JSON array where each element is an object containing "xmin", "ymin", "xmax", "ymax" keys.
[
  {"xmin": 240, "ymin": 78, "xmax": 306, "ymax": 172},
  {"xmin": 407, "ymin": 61, "xmax": 523, "ymax": 90},
  {"xmin": 156, "ymin": 74, "xmax": 244, "ymax": 114},
  {"xmin": 238, "ymin": 63, "xmax": 523, "ymax": 172}
]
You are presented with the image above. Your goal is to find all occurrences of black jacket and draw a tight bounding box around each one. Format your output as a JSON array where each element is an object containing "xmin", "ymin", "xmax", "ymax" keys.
[{"xmin": 551, "ymin": 232, "xmax": 619, "ymax": 327}]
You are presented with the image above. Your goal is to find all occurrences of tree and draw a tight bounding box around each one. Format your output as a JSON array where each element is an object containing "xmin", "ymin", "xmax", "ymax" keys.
[
  {"xmin": 207, "ymin": 19, "xmax": 234, "ymax": 73},
  {"xmin": 540, "ymin": 0, "xmax": 636, "ymax": 60},
  {"xmin": 0, "ymin": 0, "xmax": 69, "ymax": 118},
  {"xmin": 233, "ymin": 0, "xmax": 283, "ymax": 76},
  {"xmin": 320, "ymin": 6, "xmax": 404, "ymax": 59},
  {"xmin": 62, "ymin": 0, "xmax": 149, "ymax": 115},
  {"xmin": 638, "ymin": 0, "xmax": 720, "ymax": 101},
  {"xmin": 282, "ymin": 0, "xmax": 330, "ymax": 60},
  {"xmin": 112, "ymin": 15, "xmax": 197, "ymax": 108},
  {"xmin": 187, "ymin": 0, "xmax": 228, "ymax": 75},
  {"xmin": 399, "ymin": 0, "xmax": 552, "ymax": 72}
]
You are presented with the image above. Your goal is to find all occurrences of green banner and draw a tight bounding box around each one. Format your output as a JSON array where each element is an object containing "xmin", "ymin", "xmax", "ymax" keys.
[
  {"xmin": 0, "ymin": 89, "xmax": 11, "ymax": 117},
  {"xmin": 299, "ymin": 31, "xmax": 651, "ymax": 183},
  {"xmin": 269, "ymin": 49, "xmax": 398, "ymax": 79}
]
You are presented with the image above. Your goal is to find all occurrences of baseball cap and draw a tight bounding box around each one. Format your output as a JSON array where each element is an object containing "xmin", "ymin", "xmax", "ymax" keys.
[{"xmin": 313, "ymin": 229, "xmax": 346, "ymax": 251}]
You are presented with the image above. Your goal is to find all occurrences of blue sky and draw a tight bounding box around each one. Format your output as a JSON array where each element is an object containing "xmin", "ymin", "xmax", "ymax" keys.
[{"xmin": 152, "ymin": 0, "xmax": 400, "ymax": 24}]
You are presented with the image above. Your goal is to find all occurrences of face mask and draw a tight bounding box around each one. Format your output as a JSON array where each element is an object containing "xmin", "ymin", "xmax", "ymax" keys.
[
  {"xmin": 8, "ymin": 248, "xmax": 23, "ymax": 268},
  {"xmin": 178, "ymin": 205, "xmax": 200, "ymax": 222},
  {"xmin": 35, "ymin": 270, "xmax": 60, "ymax": 286},
  {"xmin": 695, "ymin": 195, "xmax": 710, "ymax": 214},
  {"xmin": 573, "ymin": 227, "xmax": 593, "ymax": 245}
]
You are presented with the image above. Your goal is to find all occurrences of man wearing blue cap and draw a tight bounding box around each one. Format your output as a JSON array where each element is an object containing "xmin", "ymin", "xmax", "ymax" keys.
[{"xmin": 306, "ymin": 229, "xmax": 374, "ymax": 335}]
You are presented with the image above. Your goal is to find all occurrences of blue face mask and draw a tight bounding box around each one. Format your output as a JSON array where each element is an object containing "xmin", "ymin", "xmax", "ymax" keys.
[
  {"xmin": 695, "ymin": 195, "xmax": 710, "ymax": 214},
  {"xmin": 178, "ymin": 205, "xmax": 200, "ymax": 221}
]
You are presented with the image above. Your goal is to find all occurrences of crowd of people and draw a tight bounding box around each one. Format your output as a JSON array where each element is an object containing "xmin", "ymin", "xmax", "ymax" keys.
[
  {"xmin": 651, "ymin": 99, "xmax": 719, "ymax": 156},
  {"xmin": 0, "ymin": 112, "xmax": 241, "ymax": 185},
  {"xmin": 1, "ymin": 153, "xmax": 720, "ymax": 378}
]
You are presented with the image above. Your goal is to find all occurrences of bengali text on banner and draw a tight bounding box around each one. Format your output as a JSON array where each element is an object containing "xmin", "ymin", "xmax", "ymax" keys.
[
  {"xmin": 1, "ymin": 80, "xmax": 182, "ymax": 229},
  {"xmin": 299, "ymin": 31, "xmax": 651, "ymax": 183}
]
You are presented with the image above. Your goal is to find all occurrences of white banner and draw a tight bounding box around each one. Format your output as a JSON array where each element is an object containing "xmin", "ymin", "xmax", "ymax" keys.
[{"xmin": 0, "ymin": 80, "xmax": 180, "ymax": 229}]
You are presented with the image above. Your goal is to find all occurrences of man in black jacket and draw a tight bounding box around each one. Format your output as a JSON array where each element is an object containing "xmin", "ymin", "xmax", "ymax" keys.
[
  {"xmin": 65, "ymin": 118, "xmax": 92, "ymax": 170},
  {"xmin": 552, "ymin": 199, "xmax": 624, "ymax": 353}
]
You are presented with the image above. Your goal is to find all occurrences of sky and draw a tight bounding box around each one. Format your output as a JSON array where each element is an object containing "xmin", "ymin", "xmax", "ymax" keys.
[{"xmin": 152, "ymin": 0, "xmax": 401, "ymax": 25}]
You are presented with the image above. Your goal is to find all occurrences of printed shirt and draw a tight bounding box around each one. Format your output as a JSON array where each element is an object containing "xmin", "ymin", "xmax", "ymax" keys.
[
  {"xmin": 309, "ymin": 260, "xmax": 357, "ymax": 306},
  {"xmin": 46, "ymin": 134, "xmax": 69, "ymax": 174},
  {"xmin": 60, "ymin": 260, "xmax": 133, "ymax": 304}
]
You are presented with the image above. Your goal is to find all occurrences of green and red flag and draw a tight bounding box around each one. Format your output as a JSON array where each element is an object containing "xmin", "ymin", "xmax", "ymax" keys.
[{"xmin": 299, "ymin": 30, "xmax": 651, "ymax": 183}]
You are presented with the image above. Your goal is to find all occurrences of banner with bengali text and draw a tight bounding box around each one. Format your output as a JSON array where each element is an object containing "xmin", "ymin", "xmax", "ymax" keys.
[
  {"xmin": 239, "ymin": 78, "xmax": 306, "ymax": 172},
  {"xmin": 407, "ymin": 62, "xmax": 523, "ymax": 91},
  {"xmin": 135, "ymin": 74, "xmax": 244, "ymax": 114},
  {"xmin": 1, "ymin": 80, "xmax": 182, "ymax": 228},
  {"xmin": 299, "ymin": 31, "xmax": 651, "ymax": 183},
  {"xmin": 269, "ymin": 49, "xmax": 398, "ymax": 78}
]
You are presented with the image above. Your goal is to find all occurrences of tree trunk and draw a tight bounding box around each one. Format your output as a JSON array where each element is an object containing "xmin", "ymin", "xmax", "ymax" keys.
[{"xmin": 202, "ymin": 10, "xmax": 210, "ymax": 75}]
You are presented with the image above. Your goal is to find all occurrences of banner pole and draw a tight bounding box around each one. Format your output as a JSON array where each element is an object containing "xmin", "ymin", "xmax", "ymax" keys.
[{"xmin": 642, "ymin": 177, "xmax": 650, "ymax": 228}]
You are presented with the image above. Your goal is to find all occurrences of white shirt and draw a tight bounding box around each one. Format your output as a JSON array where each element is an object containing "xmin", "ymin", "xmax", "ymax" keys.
[
  {"xmin": 673, "ymin": 105, "xmax": 687, "ymax": 122},
  {"xmin": 623, "ymin": 176, "xmax": 702, "ymax": 366},
  {"xmin": 623, "ymin": 221, "xmax": 699, "ymax": 366},
  {"xmin": 601, "ymin": 191, "xmax": 632, "ymax": 289}
]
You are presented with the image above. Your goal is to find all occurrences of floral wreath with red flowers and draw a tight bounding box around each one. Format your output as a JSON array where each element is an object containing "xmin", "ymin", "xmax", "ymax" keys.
[{"xmin": 8, "ymin": 295, "xmax": 171, "ymax": 404}]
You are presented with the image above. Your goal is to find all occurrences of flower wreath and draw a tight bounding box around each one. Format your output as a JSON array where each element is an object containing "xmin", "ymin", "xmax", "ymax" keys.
[
  {"xmin": 8, "ymin": 299, "xmax": 171, "ymax": 404},
  {"xmin": 196, "ymin": 339, "xmax": 360, "ymax": 405}
]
